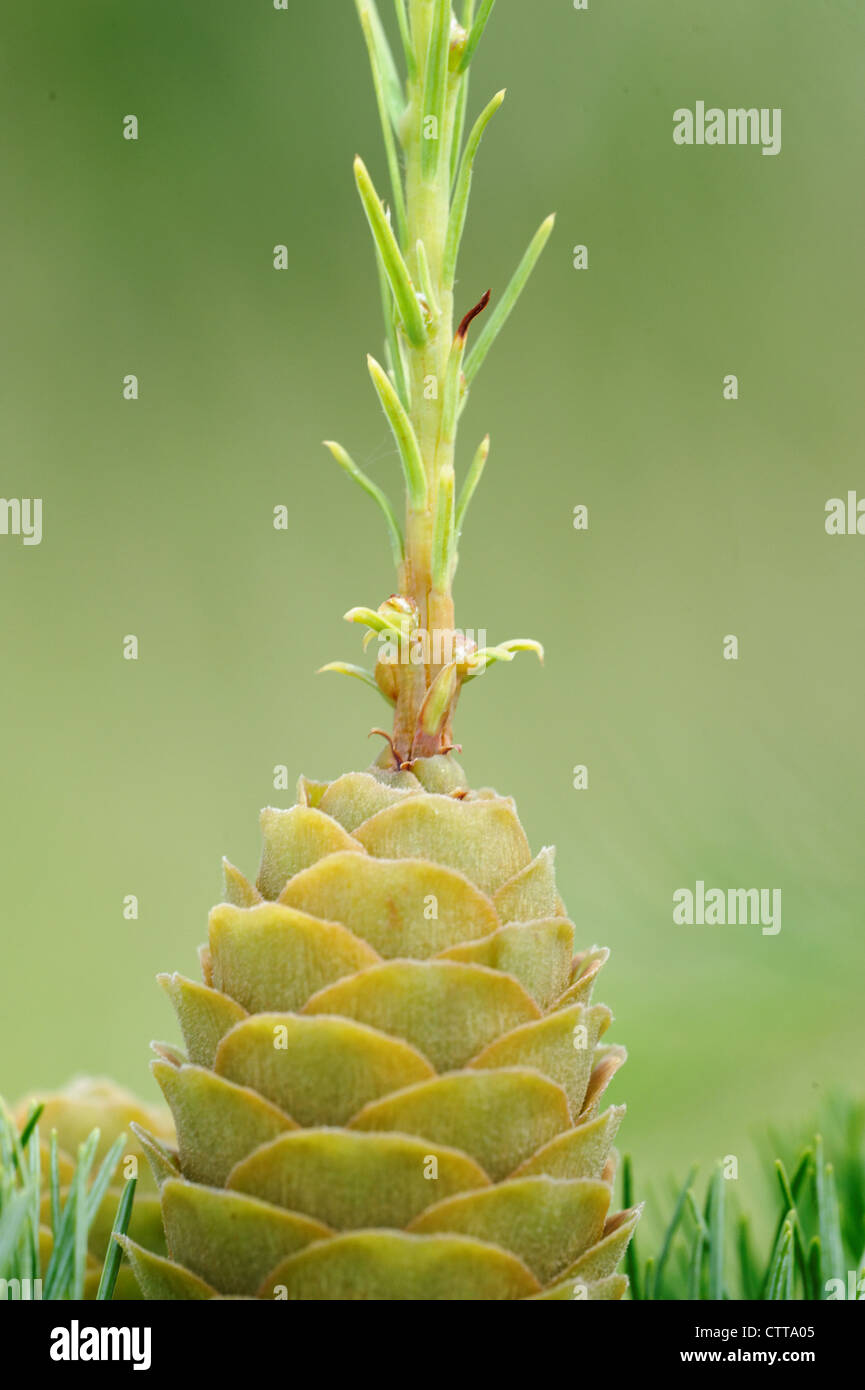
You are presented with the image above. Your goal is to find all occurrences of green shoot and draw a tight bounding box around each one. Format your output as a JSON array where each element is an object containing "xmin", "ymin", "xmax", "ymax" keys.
[
  {"xmin": 393, "ymin": 0, "xmax": 417, "ymax": 81},
  {"xmin": 652, "ymin": 1165, "xmax": 697, "ymax": 1298},
  {"xmin": 357, "ymin": 7, "xmax": 408, "ymax": 244},
  {"xmin": 323, "ymin": 441, "xmax": 405, "ymax": 567},
  {"xmin": 354, "ymin": 158, "xmax": 427, "ymax": 348},
  {"xmin": 457, "ymin": 0, "xmax": 496, "ymax": 73},
  {"xmin": 325, "ymin": 0, "xmax": 552, "ymax": 763},
  {"xmin": 622, "ymin": 1154, "xmax": 641, "ymax": 1300},
  {"xmin": 96, "ymin": 1178, "xmax": 137, "ymax": 1302},
  {"xmin": 464, "ymin": 214, "xmax": 556, "ymax": 385},
  {"xmin": 707, "ymin": 1165, "xmax": 726, "ymax": 1300},
  {"xmin": 627, "ymin": 1095, "xmax": 865, "ymax": 1301},
  {"xmin": 431, "ymin": 464, "xmax": 455, "ymax": 589},
  {"xmin": 420, "ymin": 0, "xmax": 451, "ymax": 180},
  {"xmin": 444, "ymin": 89, "xmax": 506, "ymax": 283},
  {"xmin": 454, "ymin": 434, "xmax": 489, "ymax": 539},
  {"xmin": 318, "ymin": 661, "xmax": 392, "ymax": 701},
  {"xmin": 367, "ymin": 355, "xmax": 428, "ymax": 508}
]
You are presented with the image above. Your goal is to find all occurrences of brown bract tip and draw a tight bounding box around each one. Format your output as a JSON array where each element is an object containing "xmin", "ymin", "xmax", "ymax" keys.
[{"xmin": 457, "ymin": 289, "xmax": 492, "ymax": 342}]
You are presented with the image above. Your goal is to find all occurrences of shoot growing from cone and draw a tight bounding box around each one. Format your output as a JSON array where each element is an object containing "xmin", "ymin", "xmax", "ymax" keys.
[{"xmin": 322, "ymin": 0, "xmax": 551, "ymax": 767}]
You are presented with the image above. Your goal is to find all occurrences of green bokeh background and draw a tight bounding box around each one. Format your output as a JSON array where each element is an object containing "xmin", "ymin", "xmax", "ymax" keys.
[{"xmin": 2, "ymin": 0, "xmax": 863, "ymax": 1221}]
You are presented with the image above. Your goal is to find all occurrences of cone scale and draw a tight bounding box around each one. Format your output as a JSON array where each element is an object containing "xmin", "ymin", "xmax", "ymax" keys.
[{"xmin": 126, "ymin": 3, "xmax": 639, "ymax": 1300}]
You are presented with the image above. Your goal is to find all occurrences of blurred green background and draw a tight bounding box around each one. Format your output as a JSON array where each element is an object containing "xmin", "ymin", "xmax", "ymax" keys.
[{"xmin": 2, "ymin": 0, "xmax": 863, "ymax": 1223}]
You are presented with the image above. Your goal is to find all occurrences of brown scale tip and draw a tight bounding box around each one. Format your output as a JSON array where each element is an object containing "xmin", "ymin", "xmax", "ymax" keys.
[{"xmin": 457, "ymin": 289, "xmax": 491, "ymax": 342}]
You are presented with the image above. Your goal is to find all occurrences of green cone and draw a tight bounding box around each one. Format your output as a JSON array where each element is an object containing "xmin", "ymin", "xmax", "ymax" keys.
[{"xmin": 125, "ymin": 759, "xmax": 638, "ymax": 1300}]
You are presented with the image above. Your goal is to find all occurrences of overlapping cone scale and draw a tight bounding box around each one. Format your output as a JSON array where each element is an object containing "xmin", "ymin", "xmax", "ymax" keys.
[{"xmin": 131, "ymin": 756, "xmax": 638, "ymax": 1300}]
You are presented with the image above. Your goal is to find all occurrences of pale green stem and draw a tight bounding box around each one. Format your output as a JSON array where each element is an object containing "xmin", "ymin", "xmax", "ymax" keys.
[{"xmin": 343, "ymin": 1, "xmax": 550, "ymax": 758}]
